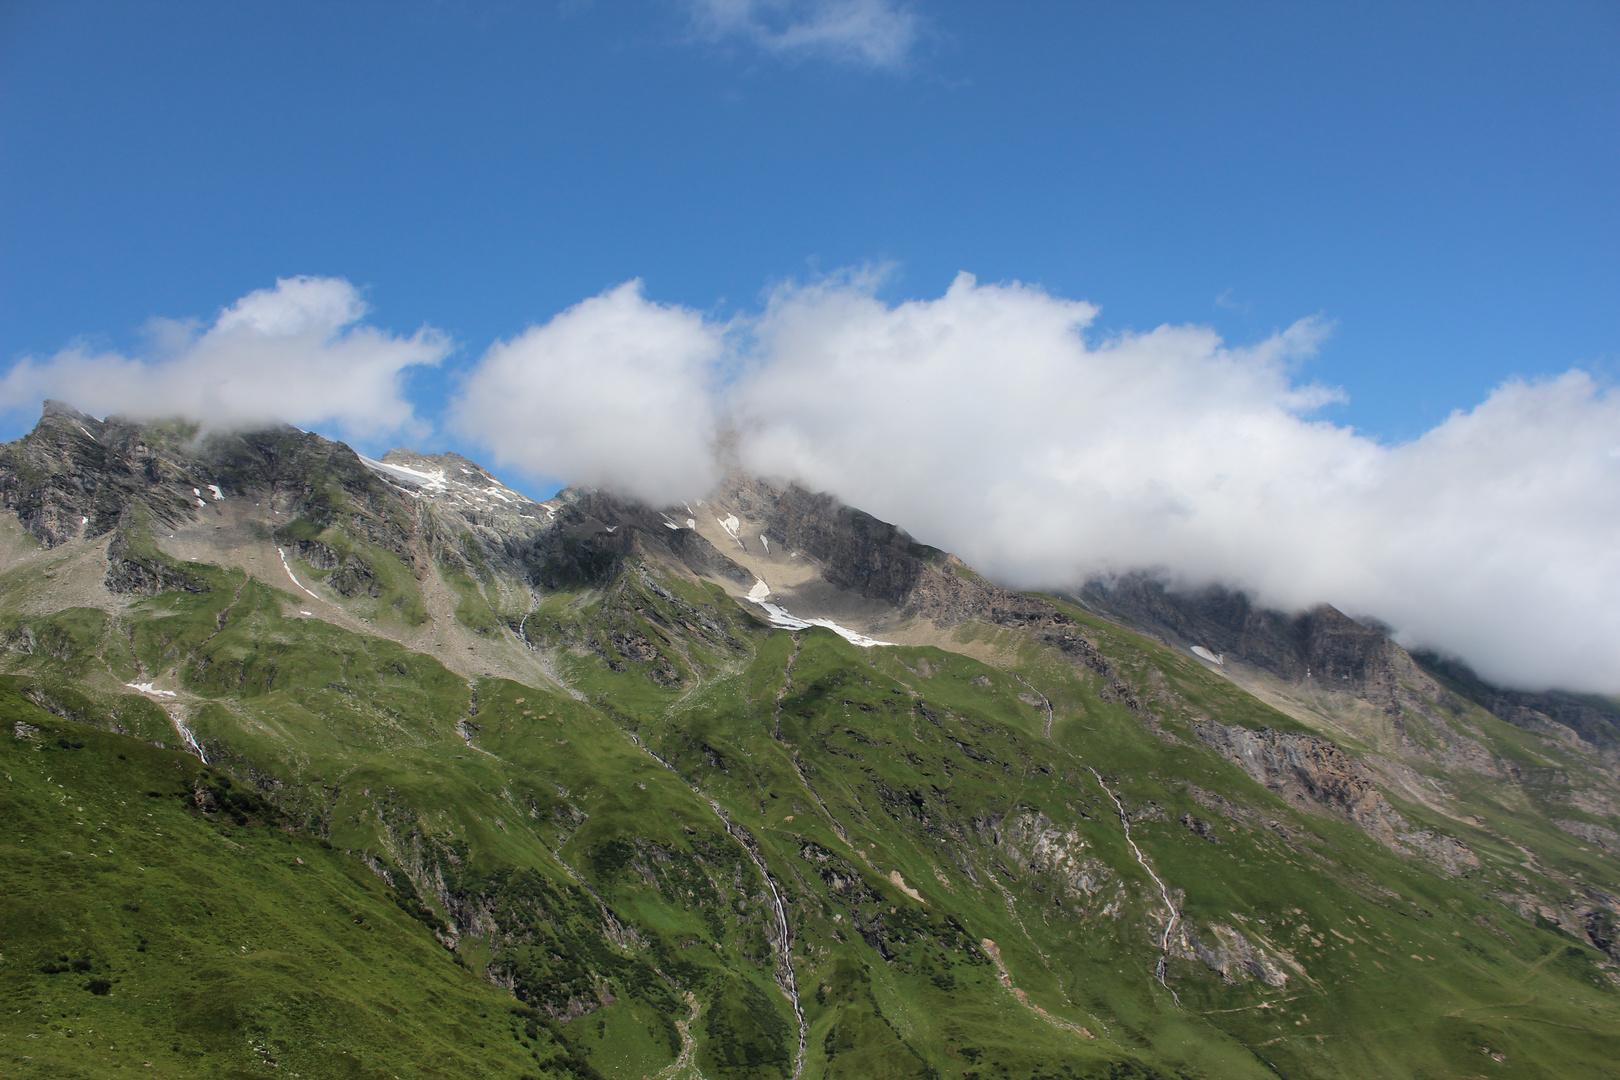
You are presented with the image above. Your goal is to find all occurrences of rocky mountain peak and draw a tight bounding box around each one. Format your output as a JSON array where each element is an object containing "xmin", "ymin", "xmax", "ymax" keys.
[{"xmin": 360, "ymin": 447, "xmax": 547, "ymax": 531}]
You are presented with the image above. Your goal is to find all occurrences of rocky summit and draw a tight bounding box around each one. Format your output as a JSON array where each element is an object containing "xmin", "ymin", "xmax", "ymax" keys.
[{"xmin": 2, "ymin": 403, "xmax": 1618, "ymax": 1080}]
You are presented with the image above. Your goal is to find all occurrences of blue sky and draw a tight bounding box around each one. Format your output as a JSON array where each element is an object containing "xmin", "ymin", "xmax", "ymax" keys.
[
  {"xmin": 4, "ymin": 1, "xmax": 1620, "ymax": 688},
  {"xmin": 2, "ymin": 0, "xmax": 1614, "ymax": 449}
]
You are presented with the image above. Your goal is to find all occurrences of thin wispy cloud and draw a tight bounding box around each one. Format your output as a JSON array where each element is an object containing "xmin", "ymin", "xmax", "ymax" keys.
[{"xmin": 687, "ymin": 0, "xmax": 920, "ymax": 69}]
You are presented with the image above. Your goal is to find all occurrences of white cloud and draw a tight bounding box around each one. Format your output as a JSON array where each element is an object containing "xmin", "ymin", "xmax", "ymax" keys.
[
  {"xmin": 14, "ymin": 270, "xmax": 1617, "ymax": 693},
  {"xmin": 725, "ymin": 273, "xmax": 1620, "ymax": 691},
  {"xmin": 450, "ymin": 280, "xmax": 725, "ymax": 505},
  {"xmin": 688, "ymin": 0, "xmax": 919, "ymax": 69},
  {"xmin": 458, "ymin": 270, "xmax": 1615, "ymax": 692},
  {"xmin": 0, "ymin": 277, "xmax": 448, "ymax": 441}
]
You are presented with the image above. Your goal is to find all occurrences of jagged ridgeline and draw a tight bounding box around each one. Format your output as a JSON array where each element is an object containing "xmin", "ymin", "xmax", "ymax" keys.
[{"xmin": 1, "ymin": 401, "xmax": 1618, "ymax": 1080}]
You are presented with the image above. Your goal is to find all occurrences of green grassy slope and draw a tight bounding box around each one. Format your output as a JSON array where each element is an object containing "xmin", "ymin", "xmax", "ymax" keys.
[
  {"xmin": 2, "ymin": 548, "xmax": 1617, "ymax": 1079},
  {"xmin": 0, "ymin": 683, "xmax": 604, "ymax": 1080}
]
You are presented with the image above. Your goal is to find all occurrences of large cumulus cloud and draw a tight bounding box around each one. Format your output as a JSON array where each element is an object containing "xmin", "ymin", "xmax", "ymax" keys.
[
  {"xmin": 10, "ymin": 272, "xmax": 1617, "ymax": 692},
  {"xmin": 731, "ymin": 273, "xmax": 1620, "ymax": 692},
  {"xmin": 451, "ymin": 281, "xmax": 725, "ymax": 505},
  {"xmin": 0, "ymin": 276, "xmax": 448, "ymax": 441},
  {"xmin": 453, "ymin": 271, "xmax": 1620, "ymax": 692}
]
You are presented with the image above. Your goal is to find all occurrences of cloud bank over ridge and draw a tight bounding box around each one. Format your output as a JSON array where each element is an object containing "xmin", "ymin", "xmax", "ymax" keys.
[
  {"xmin": 6, "ymin": 272, "xmax": 1618, "ymax": 693},
  {"xmin": 455, "ymin": 271, "xmax": 1620, "ymax": 693},
  {"xmin": 452, "ymin": 281, "xmax": 726, "ymax": 506}
]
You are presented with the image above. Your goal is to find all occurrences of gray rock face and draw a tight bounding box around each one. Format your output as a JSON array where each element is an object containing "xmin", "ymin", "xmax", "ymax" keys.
[
  {"xmin": 1194, "ymin": 719, "xmax": 1479, "ymax": 873},
  {"xmin": 1082, "ymin": 575, "xmax": 1438, "ymax": 714},
  {"xmin": 1413, "ymin": 649, "xmax": 1620, "ymax": 765},
  {"xmin": 1082, "ymin": 573, "xmax": 1620, "ymax": 766},
  {"xmin": 1195, "ymin": 720, "xmax": 1405, "ymax": 837},
  {"xmin": 0, "ymin": 401, "xmax": 411, "ymax": 551},
  {"xmin": 104, "ymin": 529, "xmax": 209, "ymax": 596}
]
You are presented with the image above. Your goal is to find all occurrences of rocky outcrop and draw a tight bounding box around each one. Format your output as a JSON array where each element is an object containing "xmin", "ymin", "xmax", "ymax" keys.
[
  {"xmin": 987, "ymin": 808, "xmax": 1117, "ymax": 911},
  {"xmin": 280, "ymin": 537, "xmax": 381, "ymax": 598},
  {"xmin": 715, "ymin": 473, "xmax": 1059, "ymax": 628},
  {"xmin": 1557, "ymin": 818, "xmax": 1620, "ymax": 852},
  {"xmin": 1082, "ymin": 575, "xmax": 1449, "ymax": 718},
  {"xmin": 105, "ymin": 528, "xmax": 210, "ymax": 596},
  {"xmin": 525, "ymin": 488, "xmax": 751, "ymax": 590},
  {"xmin": 0, "ymin": 402, "xmax": 425, "ymax": 563},
  {"xmin": 1177, "ymin": 922, "xmax": 1296, "ymax": 988},
  {"xmin": 1414, "ymin": 649, "xmax": 1620, "ymax": 766},
  {"xmin": 744, "ymin": 482, "xmax": 931, "ymax": 605},
  {"xmin": 0, "ymin": 402, "xmax": 195, "ymax": 546},
  {"xmin": 1195, "ymin": 720, "xmax": 1478, "ymax": 873}
]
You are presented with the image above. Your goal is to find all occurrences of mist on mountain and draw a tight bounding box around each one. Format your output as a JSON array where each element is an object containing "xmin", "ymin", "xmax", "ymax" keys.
[{"xmin": 3, "ymin": 272, "xmax": 1617, "ymax": 692}]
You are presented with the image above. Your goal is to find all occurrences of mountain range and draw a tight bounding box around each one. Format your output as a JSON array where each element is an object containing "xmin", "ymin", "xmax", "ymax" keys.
[{"xmin": 2, "ymin": 400, "xmax": 1618, "ymax": 1080}]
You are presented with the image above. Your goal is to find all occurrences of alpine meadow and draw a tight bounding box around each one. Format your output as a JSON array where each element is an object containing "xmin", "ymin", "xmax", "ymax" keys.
[
  {"xmin": 1, "ymin": 400, "xmax": 1616, "ymax": 1079},
  {"xmin": 3, "ymin": 3, "xmax": 1618, "ymax": 1078}
]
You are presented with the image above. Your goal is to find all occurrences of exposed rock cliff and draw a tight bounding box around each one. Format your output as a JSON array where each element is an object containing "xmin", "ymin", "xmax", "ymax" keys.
[{"xmin": 1194, "ymin": 719, "xmax": 1478, "ymax": 874}]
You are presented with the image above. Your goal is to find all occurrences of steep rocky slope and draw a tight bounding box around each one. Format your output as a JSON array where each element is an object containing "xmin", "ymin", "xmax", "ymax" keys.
[{"xmin": 2, "ymin": 403, "xmax": 1618, "ymax": 1080}]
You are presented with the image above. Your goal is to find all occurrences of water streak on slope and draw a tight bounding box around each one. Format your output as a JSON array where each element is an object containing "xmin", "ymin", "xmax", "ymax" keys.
[
  {"xmin": 166, "ymin": 706, "xmax": 207, "ymax": 763},
  {"xmin": 625, "ymin": 729, "xmax": 808, "ymax": 1080},
  {"xmin": 1090, "ymin": 766, "xmax": 1181, "ymax": 999},
  {"xmin": 1012, "ymin": 673, "xmax": 1055, "ymax": 739},
  {"xmin": 276, "ymin": 546, "xmax": 322, "ymax": 601}
]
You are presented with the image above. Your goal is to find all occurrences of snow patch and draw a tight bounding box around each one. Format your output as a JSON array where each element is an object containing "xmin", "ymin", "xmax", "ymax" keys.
[
  {"xmin": 717, "ymin": 514, "xmax": 741, "ymax": 542},
  {"xmin": 759, "ymin": 534, "xmax": 770, "ymax": 553},
  {"xmin": 664, "ymin": 522, "xmax": 682, "ymax": 530},
  {"xmin": 206, "ymin": 484, "xmax": 224, "ymax": 501},
  {"xmin": 124, "ymin": 682, "xmax": 177, "ymax": 699},
  {"xmin": 744, "ymin": 579, "xmax": 893, "ymax": 648},
  {"xmin": 358, "ymin": 455, "xmax": 449, "ymax": 494},
  {"xmin": 1190, "ymin": 646, "xmax": 1224, "ymax": 666},
  {"xmin": 277, "ymin": 548, "xmax": 322, "ymax": 600}
]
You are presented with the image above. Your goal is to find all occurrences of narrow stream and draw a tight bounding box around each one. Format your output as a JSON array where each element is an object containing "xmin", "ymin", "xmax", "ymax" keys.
[
  {"xmin": 1088, "ymin": 766, "xmax": 1180, "ymax": 997},
  {"xmin": 1011, "ymin": 673, "xmax": 1054, "ymax": 739},
  {"xmin": 167, "ymin": 707, "xmax": 208, "ymax": 763},
  {"xmin": 1012, "ymin": 668, "xmax": 1181, "ymax": 1002},
  {"xmin": 627, "ymin": 730, "xmax": 809, "ymax": 1080}
]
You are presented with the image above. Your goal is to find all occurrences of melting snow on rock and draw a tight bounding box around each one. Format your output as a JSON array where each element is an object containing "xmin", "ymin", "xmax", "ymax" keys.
[
  {"xmin": 277, "ymin": 548, "xmax": 322, "ymax": 600},
  {"xmin": 124, "ymin": 682, "xmax": 177, "ymax": 699},
  {"xmin": 744, "ymin": 579, "xmax": 893, "ymax": 648}
]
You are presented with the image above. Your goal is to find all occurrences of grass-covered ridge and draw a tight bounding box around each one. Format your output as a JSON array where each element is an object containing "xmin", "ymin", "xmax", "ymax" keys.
[
  {"xmin": 0, "ymin": 682, "xmax": 596, "ymax": 1080},
  {"xmin": 0, "ymin": 404, "xmax": 1617, "ymax": 1079}
]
